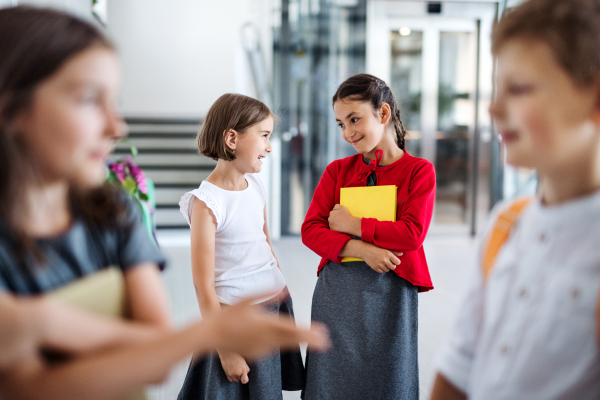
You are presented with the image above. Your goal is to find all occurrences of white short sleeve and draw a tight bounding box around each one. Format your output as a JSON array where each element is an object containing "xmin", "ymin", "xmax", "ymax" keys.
[{"xmin": 179, "ymin": 189, "xmax": 222, "ymax": 229}]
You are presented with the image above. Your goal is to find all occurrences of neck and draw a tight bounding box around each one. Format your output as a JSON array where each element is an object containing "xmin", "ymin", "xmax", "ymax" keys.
[
  {"xmin": 363, "ymin": 133, "xmax": 404, "ymax": 165},
  {"xmin": 22, "ymin": 180, "xmax": 72, "ymax": 237},
  {"xmin": 208, "ymin": 160, "xmax": 249, "ymax": 191},
  {"xmin": 540, "ymin": 142, "xmax": 600, "ymax": 205}
]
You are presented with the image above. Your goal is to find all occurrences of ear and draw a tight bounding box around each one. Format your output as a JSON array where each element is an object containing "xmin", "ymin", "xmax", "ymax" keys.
[
  {"xmin": 379, "ymin": 103, "xmax": 392, "ymax": 125},
  {"xmin": 5, "ymin": 100, "xmax": 29, "ymax": 135},
  {"xmin": 223, "ymin": 129, "xmax": 238, "ymax": 151}
]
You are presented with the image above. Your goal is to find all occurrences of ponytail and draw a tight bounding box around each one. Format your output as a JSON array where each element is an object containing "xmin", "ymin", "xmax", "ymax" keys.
[{"xmin": 332, "ymin": 73, "xmax": 407, "ymax": 150}]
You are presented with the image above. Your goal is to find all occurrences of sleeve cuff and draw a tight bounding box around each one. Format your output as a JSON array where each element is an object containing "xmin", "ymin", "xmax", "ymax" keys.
[
  {"xmin": 361, "ymin": 217, "xmax": 377, "ymax": 243},
  {"xmin": 329, "ymin": 234, "xmax": 352, "ymax": 264},
  {"xmin": 434, "ymin": 341, "xmax": 473, "ymax": 394}
]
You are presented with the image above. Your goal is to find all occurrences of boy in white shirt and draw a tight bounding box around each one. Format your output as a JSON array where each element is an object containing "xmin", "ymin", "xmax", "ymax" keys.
[{"xmin": 431, "ymin": 0, "xmax": 600, "ymax": 399}]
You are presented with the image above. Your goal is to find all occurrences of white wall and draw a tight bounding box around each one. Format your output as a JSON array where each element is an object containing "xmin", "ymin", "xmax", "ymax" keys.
[
  {"xmin": 106, "ymin": 0, "xmax": 271, "ymax": 118},
  {"xmin": 15, "ymin": 0, "xmax": 272, "ymax": 118},
  {"xmin": 0, "ymin": 0, "xmax": 16, "ymax": 8},
  {"xmin": 18, "ymin": 0, "xmax": 91, "ymax": 18}
]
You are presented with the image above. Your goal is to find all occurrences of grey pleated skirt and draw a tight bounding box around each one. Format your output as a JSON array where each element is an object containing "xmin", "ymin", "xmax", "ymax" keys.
[
  {"xmin": 302, "ymin": 261, "xmax": 419, "ymax": 400},
  {"xmin": 177, "ymin": 295, "xmax": 305, "ymax": 400}
]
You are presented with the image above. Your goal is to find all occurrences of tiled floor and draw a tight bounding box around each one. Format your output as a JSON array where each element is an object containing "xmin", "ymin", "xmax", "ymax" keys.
[{"xmin": 149, "ymin": 230, "xmax": 476, "ymax": 400}]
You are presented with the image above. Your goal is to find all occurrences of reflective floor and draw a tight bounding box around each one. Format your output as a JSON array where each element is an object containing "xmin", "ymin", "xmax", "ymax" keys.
[{"xmin": 150, "ymin": 230, "xmax": 476, "ymax": 400}]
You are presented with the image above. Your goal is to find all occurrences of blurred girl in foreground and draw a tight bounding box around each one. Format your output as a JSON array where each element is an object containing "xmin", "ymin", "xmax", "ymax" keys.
[{"xmin": 0, "ymin": 6, "xmax": 328, "ymax": 400}]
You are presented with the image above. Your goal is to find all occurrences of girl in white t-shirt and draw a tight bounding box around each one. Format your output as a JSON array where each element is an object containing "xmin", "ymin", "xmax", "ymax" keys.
[{"xmin": 178, "ymin": 93, "xmax": 305, "ymax": 400}]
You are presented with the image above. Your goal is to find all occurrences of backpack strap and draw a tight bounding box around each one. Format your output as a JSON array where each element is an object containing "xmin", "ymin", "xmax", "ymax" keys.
[{"xmin": 483, "ymin": 198, "xmax": 533, "ymax": 281}]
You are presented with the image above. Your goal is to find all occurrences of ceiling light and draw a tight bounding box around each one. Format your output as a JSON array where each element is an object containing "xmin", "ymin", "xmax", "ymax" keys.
[{"xmin": 399, "ymin": 27, "xmax": 412, "ymax": 36}]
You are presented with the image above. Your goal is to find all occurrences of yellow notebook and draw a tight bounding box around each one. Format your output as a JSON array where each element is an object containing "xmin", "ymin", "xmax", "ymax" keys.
[
  {"xmin": 49, "ymin": 267, "xmax": 147, "ymax": 400},
  {"xmin": 340, "ymin": 185, "xmax": 397, "ymax": 262}
]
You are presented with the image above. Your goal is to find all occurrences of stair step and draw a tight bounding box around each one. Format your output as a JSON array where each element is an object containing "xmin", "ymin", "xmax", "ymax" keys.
[
  {"xmin": 116, "ymin": 138, "xmax": 196, "ymax": 150},
  {"xmin": 120, "ymin": 118, "xmax": 207, "ymax": 230},
  {"xmin": 110, "ymin": 153, "xmax": 214, "ymax": 167},
  {"xmin": 128, "ymin": 132, "xmax": 197, "ymax": 139},
  {"xmin": 113, "ymin": 148, "xmax": 198, "ymax": 155},
  {"xmin": 155, "ymin": 208, "xmax": 189, "ymax": 228},
  {"xmin": 144, "ymin": 170, "xmax": 209, "ymax": 185},
  {"xmin": 155, "ymin": 188, "xmax": 190, "ymax": 206}
]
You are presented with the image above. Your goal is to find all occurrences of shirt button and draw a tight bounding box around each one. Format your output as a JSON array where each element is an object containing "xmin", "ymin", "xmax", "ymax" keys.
[
  {"xmin": 519, "ymin": 288, "xmax": 527, "ymax": 298},
  {"xmin": 572, "ymin": 287, "xmax": 580, "ymax": 299},
  {"xmin": 500, "ymin": 345, "xmax": 509, "ymax": 355},
  {"xmin": 539, "ymin": 233, "xmax": 546, "ymax": 243}
]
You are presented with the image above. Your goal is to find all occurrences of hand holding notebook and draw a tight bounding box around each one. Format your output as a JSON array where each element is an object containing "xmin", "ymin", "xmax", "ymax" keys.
[{"xmin": 338, "ymin": 185, "xmax": 398, "ymax": 262}]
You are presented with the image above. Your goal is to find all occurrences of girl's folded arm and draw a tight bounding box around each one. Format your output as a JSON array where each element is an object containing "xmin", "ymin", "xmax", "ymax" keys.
[
  {"xmin": 301, "ymin": 162, "xmax": 352, "ymax": 263},
  {"xmin": 37, "ymin": 296, "xmax": 163, "ymax": 356},
  {"xmin": 0, "ymin": 320, "xmax": 217, "ymax": 400},
  {"xmin": 361, "ymin": 163, "xmax": 436, "ymax": 252}
]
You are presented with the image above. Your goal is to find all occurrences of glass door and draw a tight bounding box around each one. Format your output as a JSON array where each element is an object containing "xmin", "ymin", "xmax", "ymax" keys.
[{"xmin": 367, "ymin": 2, "xmax": 498, "ymax": 233}]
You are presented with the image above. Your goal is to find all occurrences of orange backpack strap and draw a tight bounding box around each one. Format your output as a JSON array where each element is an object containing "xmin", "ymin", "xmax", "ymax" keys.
[{"xmin": 483, "ymin": 198, "xmax": 533, "ymax": 281}]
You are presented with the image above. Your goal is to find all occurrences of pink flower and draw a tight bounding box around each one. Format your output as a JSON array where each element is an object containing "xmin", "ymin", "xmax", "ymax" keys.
[
  {"xmin": 109, "ymin": 162, "xmax": 127, "ymax": 182},
  {"xmin": 128, "ymin": 163, "xmax": 147, "ymax": 194}
]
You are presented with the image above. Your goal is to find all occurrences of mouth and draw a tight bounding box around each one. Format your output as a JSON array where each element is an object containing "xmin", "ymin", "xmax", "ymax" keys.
[
  {"xmin": 258, "ymin": 155, "xmax": 266, "ymax": 164},
  {"xmin": 91, "ymin": 149, "xmax": 107, "ymax": 162},
  {"xmin": 499, "ymin": 130, "xmax": 519, "ymax": 143},
  {"xmin": 349, "ymin": 136, "xmax": 364, "ymax": 146}
]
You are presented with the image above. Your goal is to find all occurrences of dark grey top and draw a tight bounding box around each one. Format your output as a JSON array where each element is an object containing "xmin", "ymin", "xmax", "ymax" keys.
[{"xmin": 0, "ymin": 196, "xmax": 165, "ymax": 295}]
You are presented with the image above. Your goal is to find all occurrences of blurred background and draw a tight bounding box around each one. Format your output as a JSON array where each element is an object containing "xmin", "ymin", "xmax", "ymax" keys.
[{"xmin": 0, "ymin": 0, "xmax": 538, "ymax": 399}]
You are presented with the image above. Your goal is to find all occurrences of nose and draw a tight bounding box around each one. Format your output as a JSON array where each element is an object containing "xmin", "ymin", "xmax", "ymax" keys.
[
  {"xmin": 489, "ymin": 96, "xmax": 505, "ymax": 120},
  {"xmin": 266, "ymin": 137, "xmax": 272, "ymax": 153},
  {"xmin": 104, "ymin": 105, "xmax": 126, "ymax": 141},
  {"xmin": 343, "ymin": 126, "xmax": 352, "ymax": 141}
]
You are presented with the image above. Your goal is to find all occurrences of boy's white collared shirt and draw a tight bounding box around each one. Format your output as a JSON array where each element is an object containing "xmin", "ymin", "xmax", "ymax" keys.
[{"xmin": 436, "ymin": 190, "xmax": 600, "ymax": 400}]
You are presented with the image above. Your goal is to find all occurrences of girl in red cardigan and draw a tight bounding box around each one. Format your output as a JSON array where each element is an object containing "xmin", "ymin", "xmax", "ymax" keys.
[{"xmin": 301, "ymin": 74, "xmax": 436, "ymax": 400}]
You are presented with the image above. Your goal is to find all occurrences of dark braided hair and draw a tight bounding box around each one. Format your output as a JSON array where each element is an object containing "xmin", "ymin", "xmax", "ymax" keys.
[{"xmin": 332, "ymin": 73, "xmax": 406, "ymax": 150}]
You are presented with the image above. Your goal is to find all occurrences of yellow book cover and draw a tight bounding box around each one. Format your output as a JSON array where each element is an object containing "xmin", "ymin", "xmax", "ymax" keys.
[{"xmin": 340, "ymin": 185, "xmax": 397, "ymax": 262}]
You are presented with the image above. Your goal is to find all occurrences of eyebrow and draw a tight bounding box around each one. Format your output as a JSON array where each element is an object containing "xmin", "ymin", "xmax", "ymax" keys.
[{"xmin": 335, "ymin": 112, "xmax": 356, "ymax": 122}]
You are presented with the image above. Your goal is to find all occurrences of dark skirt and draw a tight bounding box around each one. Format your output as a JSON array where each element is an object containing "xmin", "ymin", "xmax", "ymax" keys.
[
  {"xmin": 302, "ymin": 261, "xmax": 419, "ymax": 400},
  {"xmin": 177, "ymin": 294, "xmax": 305, "ymax": 400}
]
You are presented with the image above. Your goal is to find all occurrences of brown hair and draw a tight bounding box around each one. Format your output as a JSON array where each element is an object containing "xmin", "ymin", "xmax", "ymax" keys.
[
  {"xmin": 198, "ymin": 93, "xmax": 273, "ymax": 161},
  {"xmin": 332, "ymin": 73, "xmax": 407, "ymax": 150},
  {"xmin": 492, "ymin": 0, "xmax": 600, "ymax": 86},
  {"xmin": 0, "ymin": 6, "xmax": 125, "ymax": 258}
]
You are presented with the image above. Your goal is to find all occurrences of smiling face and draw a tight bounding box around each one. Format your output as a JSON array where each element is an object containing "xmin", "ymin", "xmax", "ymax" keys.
[
  {"xmin": 333, "ymin": 99, "xmax": 392, "ymax": 155},
  {"xmin": 232, "ymin": 116, "xmax": 274, "ymax": 174},
  {"xmin": 490, "ymin": 38, "xmax": 600, "ymax": 174},
  {"xmin": 16, "ymin": 46, "xmax": 122, "ymax": 188}
]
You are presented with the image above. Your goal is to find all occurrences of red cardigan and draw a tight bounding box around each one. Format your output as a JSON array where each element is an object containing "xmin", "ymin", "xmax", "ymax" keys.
[{"xmin": 301, "ymin": 151, "xmax": 436, "ymax": 292}]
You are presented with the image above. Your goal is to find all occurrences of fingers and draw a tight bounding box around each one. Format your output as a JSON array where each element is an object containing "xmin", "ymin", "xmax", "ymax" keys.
[
  {"xmin": 372, "ymin": 257, "xmax": 399, "ymax": 273},
  {"xmin": 241, "ymin": 370, "xmax": 249, "ymax": 384},
  {"xmin": 226, "ymin": 372, "xmax": 239, "ymax": 383},
  {"xmin": 279, "ymin": 321, "xmax": 330, "ymax": 352},
  {"xmin": 224, "ymin": 363, "xmax": 250, "ymax": 383}
]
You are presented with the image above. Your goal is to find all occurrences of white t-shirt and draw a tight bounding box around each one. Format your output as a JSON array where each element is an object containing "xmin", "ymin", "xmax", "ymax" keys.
[
  {"xmin": 179, "ymin": 174, "xmax": 286, "ymax": 305},
  {"xmin": 435, "ymin": 190, "xmax": 600, "ymax": 399}
]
